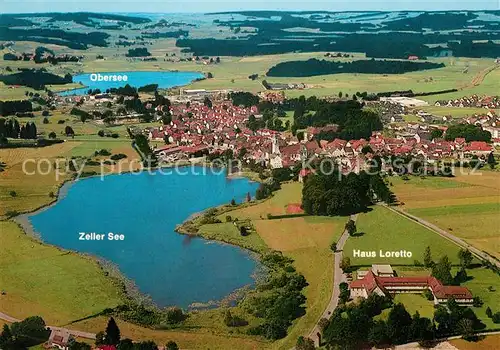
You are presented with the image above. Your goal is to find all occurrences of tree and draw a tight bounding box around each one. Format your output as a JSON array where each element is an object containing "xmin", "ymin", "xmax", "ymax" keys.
[
  {"xmin": 340, "ymin": 256, "xmax": 351, "ymax": 272},
  {"xmin": 432, "ymin": 255, "xmax": 453, "ymax": 285},
  {"xmin": 64, "ymin": 125, "xmax": 75, "ymax": 137},
  {"xmin": 387, "ymin": 303, "xmax": 412, "ymax": 344},
  {"xmin": 231, "ymin": 198, "xmax": 236, "ymax": 206},
  {"xmin": 345, "ymin": 219, "xmax": 356, "ymax": 236},
  {"xmin": 246, "ymin": 192, "xmax": 251, "ymax": 202},
  {"xmin": 368, "ymin": 320, "xmax": 389, "ymax": 347},
  {"xmin": 117, "ymin": 339, "xmax": 134, "ymax": 350},
  {"xmin": 104, "ymin": 317, "xmax": 120, "ymax": 345},
  {"xmin": 98, "ymin": 130, "xmax": 105, "ymax": 137},
  {"xmin": 458, "ymin": 318, "xmax": 476, "ymax": 341},
  {"xmin": 95, "ymin": 331, "xmax": 105, "ymax": 346},
  {"xmin": 296, "ymin": 336, "xmax": 315, "ymax": 350},
  {"xmin": 203, "ymin": 96, "xmax": 212, "ymax": 108},
  {"xmin": 165, "ymin": 341, "xmax": 179, "ymax": 350},
  {"xmin": 134, "ymin": 340, "xmax": 158, "ymax": 350},
  {"xmin": 431, "ymin": 129, "xmax": 444, "ymax": 140},
  {"xmin": 330, "ymin": 242, "xmax": 337, "ymax": 252},
  {"xmin": 487, "ymin": 152, "xmax": 497, "ymax": 169},
  {"xmin": 0, "ymin": 324, "xmax": 14, "ymax": 349},
  {"xmin": 458, "ymin": 249, "xmax": 473, "ymax": 269},
  {"xmin": 48, "ymin": 131, "xmax": 56, "ymax": 139},
  {"xmin": 423, "ymin": 246, "xmax": 433, "ymax": 268},
  {"xmin": 43, "ymin": 117, "xmax": 49, "ymax": 124},
  {"xmin": 486, "ymin": 307, "xmax": 493, "ymax": 318}
]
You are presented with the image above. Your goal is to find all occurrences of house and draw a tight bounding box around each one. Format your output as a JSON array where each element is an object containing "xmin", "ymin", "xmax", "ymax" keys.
[
  {"xmin": 350, "ymin": 266, "xmax": 473, "ymax": 305},
  {"xmin": 46, "ymin": 329, "xmax": 73, "ymax": 350}
]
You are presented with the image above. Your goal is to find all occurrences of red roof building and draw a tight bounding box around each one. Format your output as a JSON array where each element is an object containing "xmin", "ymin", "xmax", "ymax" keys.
[{"xmin": 350, "ymin": 268, "xmax": 473, "ymax": 305}]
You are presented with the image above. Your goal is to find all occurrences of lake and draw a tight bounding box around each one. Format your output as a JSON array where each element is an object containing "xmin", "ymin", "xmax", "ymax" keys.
[
  {"xmin": 59, "ymin": 71, "xmax": 205, "ymax": 96},
  {"xmin": 28, "ymin": 168, "xmax": 261, "ymax": 308}
]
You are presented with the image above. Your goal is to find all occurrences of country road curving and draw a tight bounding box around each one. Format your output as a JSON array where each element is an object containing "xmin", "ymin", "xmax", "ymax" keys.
[{"xmin": 307, "ymin": 213, "xmax": 358, "ymax": 347}]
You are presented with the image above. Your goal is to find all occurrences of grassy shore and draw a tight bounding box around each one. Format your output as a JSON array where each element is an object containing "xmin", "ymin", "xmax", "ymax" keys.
[{"xmin": 183, "ymin": 182, "xmax": 347, "ymax": 349}]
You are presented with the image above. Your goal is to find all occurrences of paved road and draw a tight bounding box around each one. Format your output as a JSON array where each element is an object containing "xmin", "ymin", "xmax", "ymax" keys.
[
  {"xmin": 307, "ymin": 214, "xmax": 358, "ymax": 347},
  {"xmin": 382, "ymin": 204, "xmax": 500, "ymax": 269},
  {"xmin": 0, "ymin": 311, "xmax": 96, "ymax": 340}
]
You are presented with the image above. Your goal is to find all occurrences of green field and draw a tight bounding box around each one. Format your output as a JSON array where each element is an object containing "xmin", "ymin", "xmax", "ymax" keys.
[
  {"xmin": 195, "ymin": 182, "xmax": 347, "ymax": 349},
  {"xmin": 0, "ymin": 221, "xmax": 124, "ymax": 325},
  {"xmin": 392, "ymin": 173, "xmax": 500, "ymax": 260},
  {"xmin": 2, "ymin": 47, "xmax": 498, "ymax": 103},
  {"xmin": 344, "ymin": 206, "xmax": 463, "ymax": 266}
]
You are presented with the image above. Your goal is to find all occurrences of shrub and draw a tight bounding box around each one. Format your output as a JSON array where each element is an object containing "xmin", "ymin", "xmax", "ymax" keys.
[
  {"xmin": 225, "ymin": 215, "xmax": 232, "ymax": 222},
  {"xmin": 165, "ymin": 341, "xmax": 179, "ymax": 350},
  {"xmin": 9, "ymin": 191, "xmax": 16, "ymax": 197},
  {"xmin": 42, "ymin": 117, "xmax": 49, "ymax": 124},
  {"xmin": 111, "ymin": 133, "xmax": 119, "ymax": 138},
  {"xmin": 486, "ymin": 307, "xmax": 492, "ymax": 318},
  {"xmin": 42, "ymin": 110, "xmax": 49, "ymax": 117},
  {"xmin": 491, "ymin": 312, "xmax": 500, "ymax": 324},
  {"xmin": 165, "ymin": 307, "xmax": 186, "ymax": 324},
  {"xmin": 223, "ymin": 310, "xmax": 248, "ymax": 327},
  {"xmin": 48, "ymin": 131, "xmax": 56, "ymax": 139},
  {"xmin": 57, "ymin": 120, "xmax": 65, "ymax": 124},
  {"xmin": 98, "ymin": 130, "xmax": 105, "ymax": 137},
  {"xmin": 110, "ymin": 153, "xmax": 127, "ymax": 161}
]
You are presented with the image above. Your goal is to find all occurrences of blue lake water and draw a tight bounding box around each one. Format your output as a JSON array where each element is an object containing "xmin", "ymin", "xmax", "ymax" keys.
[
  {"xmin": 28, "ymin": 169, "xmax": 261, "ymax": 308},
  {"xmin": 59, "ymin": 71, "xmax": 204, "ymax": 96}
]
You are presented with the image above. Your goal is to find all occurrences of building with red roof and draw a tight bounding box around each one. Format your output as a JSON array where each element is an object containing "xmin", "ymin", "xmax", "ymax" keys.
[{"xmin": 350, "ymin": 265, "xmax": 473, "ymax": 305}]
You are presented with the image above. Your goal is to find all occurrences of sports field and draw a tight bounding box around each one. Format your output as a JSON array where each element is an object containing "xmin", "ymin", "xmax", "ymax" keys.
[
  {"xmin": 392, "ymin": 173, "xmax": 500, "ymax": 260},
  {"xmin": 343, "ymin": 205, "xmax": 463, "ymax": 266}
]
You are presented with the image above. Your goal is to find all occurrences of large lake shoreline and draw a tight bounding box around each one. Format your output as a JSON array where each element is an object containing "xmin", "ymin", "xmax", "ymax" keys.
[
  {"xmin": 58, "ymin": 70, "xmax": 205, "ymax": 96},
  {"xmin": 19, "ymin": 167, "xmax": 262, "ymax": 309}
]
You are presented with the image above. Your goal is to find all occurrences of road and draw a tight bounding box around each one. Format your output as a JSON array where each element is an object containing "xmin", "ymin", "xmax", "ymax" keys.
[
  {"xmin": 0, "ymin": 311, "xmax": 96, "ymax": 340},
  {"xmin": 382, "ymin": 204, "xmax": 500, "ymax": 269},
  {"xmin": 307, "ymin": 214, "xmax": 358, "ymax": 347}
]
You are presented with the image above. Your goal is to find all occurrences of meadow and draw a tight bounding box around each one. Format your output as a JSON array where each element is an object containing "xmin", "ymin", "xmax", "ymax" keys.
[
  {"xmin": 343, "ymin": 205, "xmax": 464, "ymax": 266},
  {"xmin": 391, "ymin": 173, "xmax": 500, "ymax": 260},
  {"xmin": 0, "ymin": 221, "xmax": 123, "ymax": 325},
  {"xmin": 197, "ymin": 182, "xmax": 347, "ymax": 349},
  {"xmin": 2, "ymin": 42, "xmax": 498, "ymax": 104}
]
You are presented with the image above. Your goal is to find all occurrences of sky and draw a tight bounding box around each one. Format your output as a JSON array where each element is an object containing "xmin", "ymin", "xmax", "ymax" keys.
[{"xmin": 0, "ymin": 0, "xmax": 498, "ymax": 14}]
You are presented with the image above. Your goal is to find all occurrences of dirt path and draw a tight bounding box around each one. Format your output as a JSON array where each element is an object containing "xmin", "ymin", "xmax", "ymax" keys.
[
  {"xmin": 307, "ymin": 213, "xmax": 358, "ymax": 347},
  {"xmin": 459, "ymin": 64, "xmax": 499, "ymax": 90}
]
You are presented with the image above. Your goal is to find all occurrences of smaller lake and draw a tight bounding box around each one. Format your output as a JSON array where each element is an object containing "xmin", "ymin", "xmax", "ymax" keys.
[
  {"xmin": 59, "ymin": 71, "xmax": 204, "ymax": 96},
  {"xmin": 28, "ymin": 169, "xmax": 261, "ymax": 308}
]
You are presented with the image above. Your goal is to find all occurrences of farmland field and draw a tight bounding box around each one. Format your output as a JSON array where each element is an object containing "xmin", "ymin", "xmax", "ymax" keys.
[
  {"xmin": 198, "ymin": 182, "xmax": 347, "ymax": 349},
  {"xmin": 391, "ymin": 173, "xmax": 500, "ymax": 259},
  {"xmin": 343, "ymin": 205, "xmax": 464, "ymax": 266}
]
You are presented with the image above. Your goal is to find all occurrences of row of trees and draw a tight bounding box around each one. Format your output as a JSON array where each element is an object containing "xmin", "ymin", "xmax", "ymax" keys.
[
  {"xmin": 0, "ymin": 100, "xmax": 32, "ymax": 116},
  {"xmin": 266, "ymin": 58, "xmax": 445, "ymax": 77},
  {"xmin": 302, "ymin": 170, "xmax": 395, "ymax": 216},
  {"xmin": 0, "ymin": 118, "xmax": 37, "ymax": 139},
  {"xmin": 0, "ymin": 316, "xmax": 50, "ymax": 349},
  {"xmin": 245, "ymin": 252, "xmax": 307, "ymax": 340},
  {"xmin": 445, "ymin": 124, "xmax": 491, "ymax": 142},
  {"xmin": 323, "ymin": 295, "xmax": 485, "ymax": 349},
  {"xmin": 93, "ymin": 317, "xmax": 179, "ymax": 350},
  {"xmin": 291, "ymin": 97, "xmax": 383, "ymax": 140}
]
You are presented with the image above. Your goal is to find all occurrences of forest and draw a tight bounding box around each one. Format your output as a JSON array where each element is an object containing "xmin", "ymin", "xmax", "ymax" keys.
[
  {"xmin": 0, "ymin": 69, "xmax": 72, "ymax": 90},
  {"xmin": 266, "ymin": 58, "xmax": 445, "ymax": 77}
]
